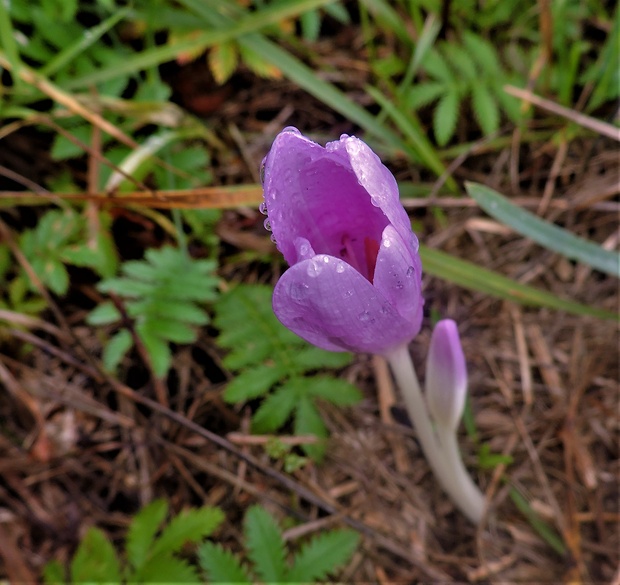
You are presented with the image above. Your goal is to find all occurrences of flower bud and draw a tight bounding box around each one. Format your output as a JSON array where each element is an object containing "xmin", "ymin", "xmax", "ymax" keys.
[
  {"xmin": 261, "ymin": 127, "xmax": 423, "ymax": 355},
  {"xmin": 426, "ymin": 319, "xmax": 468, "ymax": 431}
]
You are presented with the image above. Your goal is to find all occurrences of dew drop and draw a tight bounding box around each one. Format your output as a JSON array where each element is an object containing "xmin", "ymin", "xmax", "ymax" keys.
[
  {"xmin": 395, "ymin": 281, "xmax": 404, "ymax": 290},
  {"xmin": 307, "ymin": 259, "xmax": 322, "ymax": 277},
  {"xmin": 358, "ymin": 311, "xmax": 371, "ymax": 323},
  {"xmin": 259, "ymin": 201, "xmax": 268, "ymax": 215},
  {"xmin": 343, "ymin": 290, "xmax": 353, "ymax": 298},
  {"xmin": 336, "ymin": 262, "xmax": 345, "ymax": 274},
  {"xmin": 382, "ymin": 237, "xmax": 392, "ymax": 248},
  {"xmin": 289, "ymin": 282, "xmax": 309, "ymax": 300},
  {"xmin": 259, "ymin": 159, "xmax": 266, "ymax": 185},
  {"xmin": 282, "ymin": 126, "xmax": 301, "ymax": 135},
  {"xmin": 339, "ymin": 133, "xmax": 350, "ymax": 141},
  {"xmin": 263, "ymin": 218, "xmax": 272, "ymax": 231},
  {"xmin": 270, "ymin": 234, "xmax": 277, "ymax": 244},
  {"xmin": 406, "ymin": 266, "xmax": 415, "ymax": 277},
  {"xmin": 322, "ymin": 256, "xmax": 330, "ymax": 263}
]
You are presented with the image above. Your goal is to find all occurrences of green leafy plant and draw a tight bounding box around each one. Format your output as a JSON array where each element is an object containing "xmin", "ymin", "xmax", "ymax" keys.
[
  {"xmin": 17, "ymin": 208, "xmax": 117, "ymax": 296},
  {"xmin": 199, "ymin": 504, "xmax": 359, "ymax": 583},
  {"xmin": 214, "ymin": 285, "xmax": 362, "ymax": 460},
  {"xmin": 406, "ymin": 31, "xmax": 522, "ymax": 145},
  {"xmin": 42, "ymin": 499, "xmax": 225, "ymax": 584},
  {"xmin": 87, "ymin": 245, "xmax": 219, "ymax": 377}
]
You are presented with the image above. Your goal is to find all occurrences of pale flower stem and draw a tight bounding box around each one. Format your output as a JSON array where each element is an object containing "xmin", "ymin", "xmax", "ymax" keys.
[{"xmin": 384, "ymin": 343, "xmax": 485, "ymax": 524}]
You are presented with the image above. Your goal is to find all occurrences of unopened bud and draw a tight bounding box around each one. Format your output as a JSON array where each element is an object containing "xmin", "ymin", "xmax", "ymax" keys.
[{"xmin": 426, "ymin": 319, "xmax": 468, "ymax": 431}]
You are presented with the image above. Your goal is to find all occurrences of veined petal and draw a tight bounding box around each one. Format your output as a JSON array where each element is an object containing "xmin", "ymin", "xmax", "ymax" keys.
[
  {"xmin": 273, "ymin": 254, "xmax": 417, "ymax": 354},
  {"xmin": 373, "ymin": 225, "xmax": 424, "ymax": 334},
  {"xmin": 426, "ymin": 319, "xmax": 468, "ymax": 431},
  {"xmin": 263, "ymin": 130, "xmax": 388, "ymax": 268}
]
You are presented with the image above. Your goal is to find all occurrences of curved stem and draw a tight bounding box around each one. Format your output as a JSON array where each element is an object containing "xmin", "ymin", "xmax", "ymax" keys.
[{"xmin": 384, "ymin": 343, "xmax": 485, "ymax": 524}]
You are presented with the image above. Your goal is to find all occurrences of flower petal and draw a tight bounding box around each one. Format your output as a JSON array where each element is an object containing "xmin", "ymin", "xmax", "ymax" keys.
[
  {"xmin": 263, "ymin": 129, "xmax": 388, "ymax": 269},
  {"xmin": 272, "ymin": 254, "xmax": 417, "ymax": 354},
  {"xmin": 344, "ymin": 136, "xmax": 416, "ymax": 246},
  {"xmin": 373, "ymin": 225, "xmax": 424, "ymax": 334},
  {"xmin": 426, "ymin": 319, "xmax": 468, "ymax": 431}
]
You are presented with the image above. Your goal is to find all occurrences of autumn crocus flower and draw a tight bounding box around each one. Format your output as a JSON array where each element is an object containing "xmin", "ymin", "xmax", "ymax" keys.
[
  {"xmin": 261, "ymin": 127, "xmax": 423, "ymax": 355},
  {"xmin": 261, "ymin": 128, "xmax": 485, "ymax": 524}
]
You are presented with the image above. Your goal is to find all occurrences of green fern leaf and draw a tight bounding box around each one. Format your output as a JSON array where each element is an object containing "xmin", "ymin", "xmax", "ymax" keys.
[
  {"xmin": 102, "ymin": 329, "xmax": 133, "ymax": 373},
  {"xmin": 294, "ymin": 395, "xmax": 328, "ymax": 460},
  {"xmin": 285, "ymin": 530, "xmax": 359, "ymax": 582},
  {"xmin": 149, "ymin": 506, "xmax": 224, "ymax": 558},
  {"xmin": 94, "ymin": 246, "xmax": 218, "ymax": 376},
  {"xmin": 251, "ymin": 385, "xmax": 298, "ymax": 433},
  {"xmin": 462, "ymin": 31, "xmax": 501, "ymax": 75},
  {"xmin": 42, "ymin": 559, "xmax": 66, "ymax": 584},
  {"xmin": 300, "ymin": 376, "xmax": 363, "ymax": 406},
  {"xmin": 70, "ymin": 527, "xmax": 121, "ymax": 583},
  {"xmin": 223, "ymin": 364, "xmax": 287, "ymax": 402},
  {"xmin": 292, "ymin": 347, "xmax": 352, "ymax": 371},
  {"xmin": 433, "ymin": 90, "xmax": 460, "ymax": 146},
  {"xmin": 86, "ymin": 301, "xmax": 121, "ymax": 325},
  {"xmin": 244, "ymin": 505, "xmax": 287, "ymax": 583},
  {"xmin": 471, "ymin": 83, "xmax": 500, "ymax": 135},
  {"xmin": 405, "ymin": 82, "xmax": 447, "ymax": 110},
  {"xmin": 215, "ymin": 286, "xmax": 300, "ymax": 369},
  {"xmin": 136, "ymin": 321, "xmax": 172, "ymax": 378},
  {"xmin": 442, "ymin": 42, "xmax": 477, "ymax": 81},
  {"xmin": 421, "ymin": 48, "xmax": 455, "ymax": 83},
  {"xmin": 133, "ymin": 555, "xmax": 199, "ymax": 583},
  {"xmin": 198, "ymin": 542, "xmax": 251, "ymax": 584},
  {"xmin": 126, "ymin": 499, "xmax": 168, "ymax": 571}
]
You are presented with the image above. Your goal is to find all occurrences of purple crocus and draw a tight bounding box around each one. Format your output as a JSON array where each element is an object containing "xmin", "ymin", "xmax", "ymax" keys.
[{"xmin": 261, "ymin": 127, "xmax": 423, "ymax": 355}]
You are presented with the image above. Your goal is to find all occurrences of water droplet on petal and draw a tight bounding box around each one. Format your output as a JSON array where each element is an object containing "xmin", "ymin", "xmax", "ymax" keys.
[
  {"xmin": 343, "ymin": 290, "xmax": 353, "ymax": 298},
  {"xmin": 259, "ymin": 159, "xmax": 266, "ymax": 185},
  {"xmin": 259, "ymin": 201, "xmax": 268, "ymax": 215},
  {"xmin": 282, "ymin": 126, "xmax": 301, "ymax": 135},
  {"xmin": 270, "ymin": 234, "xmax": 277, "ymax": 243},
  {"xmin": 336, "ymin": 262, "xmax": 345, "ymax": 274},
  {"xmin": 322, "ymin": 256, "xmax": 330, "ymax": 263},
  {"xmin": 289, "ymin": 282, "xmax": 309, "ymax": 300},
  {"xmin": 307, "ymin": 259, "xmax": 322, "ymax": 277},
  {"xmin": 406, "ymin": 266, "xmax": 415, "ymax": 277},
  {"xmin": 359, "ymin": 311, "xmax": 371, "ymax": 322},
  {"xmin": 382, "ymin": 237, "xmax": 392, "ymax": 248},
  {"xmin": 263, "ymin": 218, "xmax": 272, "ymax": 231},
  {"xmin": 339, "ymin": 133, "xmax": 350, "ymax": 141},
  {"xmin": 396, "ymin": 281, "xmax": 404, "ymax": 290}
]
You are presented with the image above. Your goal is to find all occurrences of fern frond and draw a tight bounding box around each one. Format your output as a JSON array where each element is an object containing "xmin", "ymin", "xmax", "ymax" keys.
[
  {"xmin": 244, "ymin": 506, "xmax": 288, "ymax": 583},
  {"xmin": 293, "ymin": 396, "xmax": 328, "ymax": 460},
  {"xmin": 285, "ymin": 530, "xmax": 360, "ymax": 582},
  {"xmin": 463, "ymin": 31, "xmax": 501, "ymax": 75},
  {"xmin": 126, "ymin": 499, "xmax": 168, "ymax": 571},
  {"xmin": 433, "ymin": 90, "xmax": 460, "ymax": 146},
  {"xmin": 70, "ymin": 527, "xmax": 121, "ymax": 584},
  {"xmin": 198, "ymin": 542, "xmax": 252, "ymax": 584},
  {"xmin": 471, "ymin": 83, "xmax": 500, "ymax": 135},
  {"xmin": 149, "ymin": 506, "xmax": 225, "ymax": 558}
]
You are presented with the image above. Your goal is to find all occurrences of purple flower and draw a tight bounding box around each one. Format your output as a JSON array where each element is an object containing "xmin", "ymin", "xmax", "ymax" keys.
[
  {"xmin": 426, "ymin": 319, "xmax": 467, "ymax": 431},
  {"xmin": 261, "ymin": 127, "xmax": 423, "ymax": 355}
]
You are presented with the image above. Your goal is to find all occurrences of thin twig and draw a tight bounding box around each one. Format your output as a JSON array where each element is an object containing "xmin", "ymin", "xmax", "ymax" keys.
[{"xmin": 504, "ymin": 85, "xmax": 620, "ymax": 141}]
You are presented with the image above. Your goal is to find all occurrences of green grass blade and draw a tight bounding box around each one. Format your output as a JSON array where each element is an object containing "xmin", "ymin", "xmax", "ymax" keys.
[
  {"xmin": 41, "ymin": 8, "xmax": 131, "ymax": 77},
  {"xmin": 366, "ymin": 85, "xmax": 454, "ymax": 189},
  {"xmin": 419, "ymin": 244, "xmax": 618, "ymax": 321},
  {"xmin": 466, "ymin": 182, "xmax": 620, "ymax": 277},
  {"xmin": 359, "ymin": 0, "xmax": 412, "ymax": 45},
  {"xmin": 509, "ymin": 487, "xmax": 566, "ymax": 556},
  {"xmin": 62, "ymin": 0, "xmax": 335, "ymax": 90}
]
